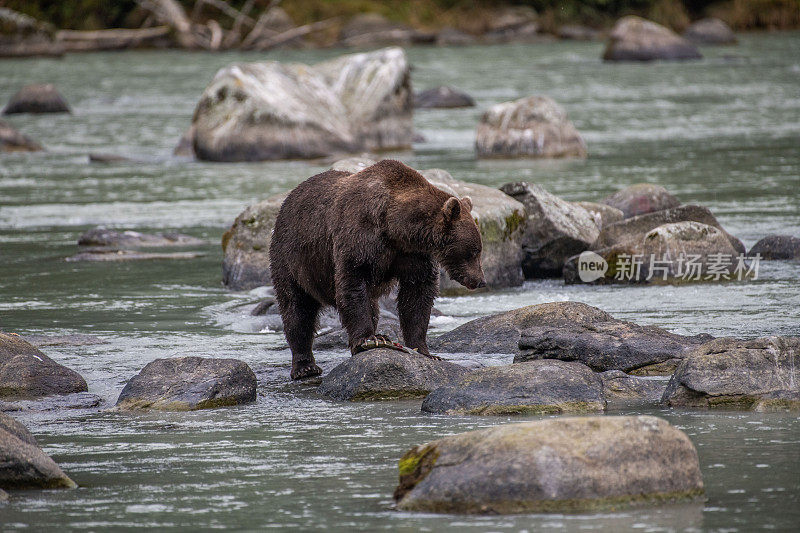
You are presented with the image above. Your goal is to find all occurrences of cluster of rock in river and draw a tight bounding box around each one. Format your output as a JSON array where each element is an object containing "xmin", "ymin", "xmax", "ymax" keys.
[{"xmin": 3, "ymin": 298, "xmax": 798, "ymax": 509}]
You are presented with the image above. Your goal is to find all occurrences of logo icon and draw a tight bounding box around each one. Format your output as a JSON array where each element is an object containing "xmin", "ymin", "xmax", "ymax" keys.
[{"xmin": 577, "ymin": 251, "xmax": 608, "ymax": 282}]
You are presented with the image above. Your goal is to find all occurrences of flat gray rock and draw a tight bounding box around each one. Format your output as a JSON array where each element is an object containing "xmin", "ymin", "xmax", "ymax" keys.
[
  {"xmin": 421, "ymin": 360, "xmax": 606, "ymax": 415},
  {"xmin": 600, "ymin": 370, "xmax": 669, "ymax": 403},
  {"xmin": 414, "ymin": 86, "xmax": 475, "ymax": 108},
  {"xmin": 0, "ymin": 332, "xmax": 88, "ymax": 399},
  {"xmin": 66, "ymin": 250, "xmax": 204, "ymax": 262},
  {"xmin": 116, "ymin": 357, "xmax": 257, "ymax": 411},
  {"xmin": 663, "ymin": 336, "xmax": 800, "ymax": 409},
  {"xmin": 78, "ymin": 228, "xmax": 205, "ymax": 248},
  {"xmin": 318, "ymin": 349, "xmax": 468, "ymax": 401},
  {"xmin": 394, "ymin": 415, "xmax": 704, "ymax": 513}
]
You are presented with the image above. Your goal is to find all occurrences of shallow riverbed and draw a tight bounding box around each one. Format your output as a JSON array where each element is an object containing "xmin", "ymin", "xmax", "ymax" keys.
[{"xmin": 1, "ymin": 33, "xmax": 799, "ymax": 530}]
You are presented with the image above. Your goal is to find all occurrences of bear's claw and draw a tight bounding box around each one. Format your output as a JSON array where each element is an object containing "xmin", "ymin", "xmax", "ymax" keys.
[{"xmin": 290, "ymin": 363, "xmax": 323, "ymax": 380}]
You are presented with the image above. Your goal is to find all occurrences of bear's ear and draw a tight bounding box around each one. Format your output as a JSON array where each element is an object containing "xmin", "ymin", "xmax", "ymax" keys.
[
  {"xmin": 442, "ymin": 197, "xmax": 461, "ymax": 223},
  {"xmin": 462, "ymin": 196, "xmax": 473, "ymax": 212}
]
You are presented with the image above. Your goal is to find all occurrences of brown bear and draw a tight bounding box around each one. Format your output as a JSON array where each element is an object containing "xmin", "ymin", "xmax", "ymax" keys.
[{"xmin": 269, "ymin": 159, "xmax": 485, "ymax": 379}]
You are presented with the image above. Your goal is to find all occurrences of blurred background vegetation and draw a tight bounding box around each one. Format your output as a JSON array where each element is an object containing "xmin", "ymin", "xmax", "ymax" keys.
[{"xmin": 2, "ymin": 0, "xmax": 798, "ymax": 32}]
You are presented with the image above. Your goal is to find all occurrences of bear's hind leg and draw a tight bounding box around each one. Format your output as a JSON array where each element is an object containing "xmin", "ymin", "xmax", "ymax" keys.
[{"xmin": 274, "ymin": 272, "xmax": 322, "ymax": 380}]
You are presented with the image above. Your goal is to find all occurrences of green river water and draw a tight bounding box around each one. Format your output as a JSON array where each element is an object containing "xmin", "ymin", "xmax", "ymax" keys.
[{"xmin": 1, "ymin": 34, "xmax": 799, "ymax": 531}]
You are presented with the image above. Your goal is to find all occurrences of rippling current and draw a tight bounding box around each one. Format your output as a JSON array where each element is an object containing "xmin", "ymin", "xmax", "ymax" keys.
[{"xmin": 1, "ymin": 33, "xmax": 799, "ymax": 530}]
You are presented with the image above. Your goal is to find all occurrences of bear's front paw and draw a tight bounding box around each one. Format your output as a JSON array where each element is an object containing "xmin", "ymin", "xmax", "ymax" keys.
[{"xmin": 290, "ymin": 363, "xmax": 323, "ymax": 380}]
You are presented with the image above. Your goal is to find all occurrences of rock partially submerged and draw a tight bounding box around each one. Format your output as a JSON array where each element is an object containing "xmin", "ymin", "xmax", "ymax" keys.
[
  {"xmin": 0, "ymin": 119, "xmax": 42, "ymax": 152},
  {"xmin": 414, "ymin": 86, "xmax": 475, "ymax": 109},
  {"xmin": 421, "ymin": 360, "xmax": 605, "ymax": 415},
  {"xmin": 748, "ymin": 235, "xmax": 800, "ymax": 260},
  {"xmin": 515, "ymin": 304, "xmax": 710, "ymax": 373},
  {"xmin": 602, "ymin": 183, "xmax": 681, "ymax": 219},
  {"xmin": 116, "ymin": 357, "xmax": 257, "ymax": 411},
  {"xmin": 66, "ymin": 250, "xmax": 205, "ymax": 262},
  {"xmin": 0, "ymin": 332, "xmax": 87, "ymax": 399},
  {"xmin": 3, "ymin": 84, "xmax": 70, "ymax": 115},
  {"xmin": 500, "ymin": 182, "xmax": 599, "ymax": 277},
  {"xmin": 663, "ymin": 337, "xmax": 800, "ymax": 409},
  {"xmin": 0, "ymin": 413, "xmax": 77, "ymax": 490},
  {"xmin": 603, "ymin": 16, "xmax": 702, "ymax": 61},
  {"xmin": 394, "ymin": 415, "xmax": 704, "ymax": 513},
  {"xmin": 476, "ymin": 96, "xmax": 587, "ymax": 159},
  {"xmin": 683, "ymin": 18, "xmax": 737, "ymax": 45},
  {"xmin": 318, "ymin": 349, "xmax": 468, "ymax": 401},
  {"xmin": 191, "ymin": 47, "xmax": 412, "ymax": 161},
  {"xmin": 0, "ymin": 391, "xmax": 102, "ymax": 412},
  {"xmin": 78, "ymin": 228, "xmax": 205, "ymax": 248}
]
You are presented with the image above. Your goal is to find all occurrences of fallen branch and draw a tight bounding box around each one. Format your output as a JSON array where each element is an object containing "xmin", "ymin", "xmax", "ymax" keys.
[
  {"xmin": 244, "ymin": 17, "xmax": 339, "ymax": 51},
  {"xmin": 56, "ymin": 26, "xmax": 171, "ymax": 51}
]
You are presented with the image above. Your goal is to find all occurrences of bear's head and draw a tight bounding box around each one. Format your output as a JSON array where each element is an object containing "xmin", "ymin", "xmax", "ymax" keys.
[{"xmin": 437, "ymin": 196, "xmax": 486, "ymax": 290}]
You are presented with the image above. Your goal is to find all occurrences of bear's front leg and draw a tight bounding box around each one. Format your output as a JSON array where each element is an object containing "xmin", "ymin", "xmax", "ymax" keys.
[
  {"xmin": 335, "ymin": 270, "xmax": 379, "ymax": 355},
  {"xmin": 396, "ymin": 256, "xmax": 439, "ymax": 358}
]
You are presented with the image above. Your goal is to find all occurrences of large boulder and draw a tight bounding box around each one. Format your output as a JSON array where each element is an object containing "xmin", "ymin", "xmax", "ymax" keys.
[
  {"xmin": 516, "ymin": 305, "xmax": 711, "ymax": 374},
  {"xmin": 603, "ymin": 16, "xmax": 702, "ymax": 61},
  {"xmin": 422, "ymin": 169, "xmax": 526, "ymax": 292},
  {"xmin": 394, "ymin": 416, "xmax": 704, "ymax": 513},
  {"xmin": 602, "ymin": 183, "xmax": 680, "ymax": 219},
  {"xmin": 116, "ymin": 357, "xmax": 257, "ymax": 411},
  {"xmin": 663, "ymin": 337, "xmax": 800, "ymax": 409},
  {"xmin": 414, "ymin": 86, "xmax": 475, "ymax": 109},
  {"xmin": 431, "ymin": 301, "xmax": 612, "ymax": 356},
  {"xmin": 0, "ymin": 332, "xmax": 88, "ymax": 399},
  {"xmin": 0, "ymin": 119, "xmax": 42, "ymax": 152},
  {"xmin": 3, "ymin": 84, "xmax": 70, "ymax": 114},
  {"xmin": 222, "ymin": 192, "xmax": 287, "ymax": 290},
  {"xmin": 191, "ymin": 47, "xmax": 412, "ymax": 161},
  {"xmin": 500, "ymin": 182, "xmax": 599, "ymax": 277},
  {"xmin": 748, "ymin": 235, "xmax": 800, "ymax": 260},
  {"xmin": 318, "ymin": 349, "xmax": 468, "ymax": 401},
  {"xmin": 476, "ymin": 96, "xmax": 587, "ymax": 159},
  {"xmin": 683, "ymin": 18, "xmax": 737, "ymax": 45},
  {"xmin": 0, "ymin": 8, "xmax": 63, "ymax": 58},
  {"xmin": 78, "ymin": 228, "xmax": 205, "ymax": 248},
  {"xmin": 565, "ymin": 221, "xmax": 744, "ymax": 284},
  {"xmin": 0, "ymin": 413, "xmax": 76, "ymax": 490},
  {"xmin": 593, "ymin": 204, "xmax": 745, "ymax": 253},
  {"xmin": 421, "ymin": 360, "xmax": 606, "ymax": 415}
]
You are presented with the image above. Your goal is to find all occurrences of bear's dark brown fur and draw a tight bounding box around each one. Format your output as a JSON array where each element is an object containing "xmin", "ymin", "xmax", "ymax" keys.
[{"xmin": 269, "ymin": 160, "xmax": 485, "ymax": 379}]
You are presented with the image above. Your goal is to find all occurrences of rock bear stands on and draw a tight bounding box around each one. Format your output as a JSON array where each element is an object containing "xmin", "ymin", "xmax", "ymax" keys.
[{"xmin": 270, "ymin": 160, "xmax": 486, "ymax": 379}]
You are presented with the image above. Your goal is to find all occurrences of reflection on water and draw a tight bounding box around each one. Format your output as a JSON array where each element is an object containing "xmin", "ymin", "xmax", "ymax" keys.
[{"xmin": 1, "ymin": 32, "xmax": 799, "ymax": 530}]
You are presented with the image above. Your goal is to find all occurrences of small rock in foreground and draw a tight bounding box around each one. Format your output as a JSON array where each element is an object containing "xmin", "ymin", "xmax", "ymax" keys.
[
  {"xmin": 3, "ymin": 83, "xmax": 70, "ymax": 114},
  {"xmin": 318, "ymin": 349, "xmax": 468, "ymax": 401},
  {"xmin": 421, "ymin": 360, "xmax": 606, "ymax": 415},
  {"xmin": 0, "ymin": 332, "xmax": 88, "ymax": 399},
  {"xmin": 116, "ymin": 357, "xmax": 257, "ymax": 411},
  {"xmin": 663, "ymin": 336, "xmax": 800, "ymax": 409},
  {"xmin": 0, "ymin": 412, "xmax": 77, "ymax": 490},
  {"xmin": 394, "ymin": 415, "xmax": 704, "ymax": 513}
]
